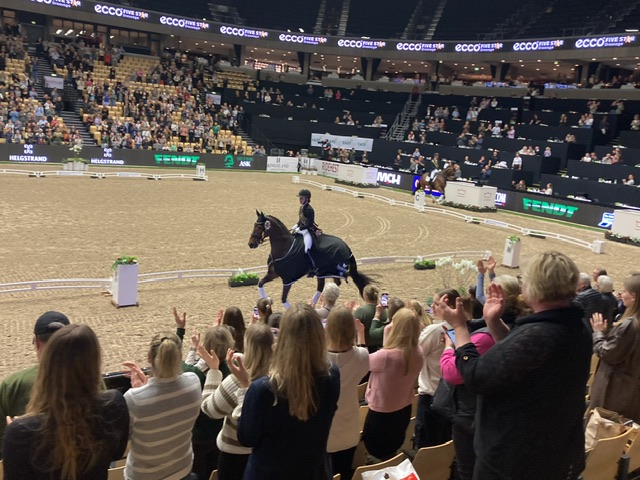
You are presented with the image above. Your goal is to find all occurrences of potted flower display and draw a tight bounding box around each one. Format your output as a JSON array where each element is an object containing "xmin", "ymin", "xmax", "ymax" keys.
[
  {"xmin": 62, "ymin": 143, "xmax": 89, "ymax": 171},
  {"xmin": 414, "ymin": 258, "xmax": 437, "ymax": 270},
  {"xmin": 228, "ymin": 272, "xmax": 260, "ymax": 287},
  {"xmin": 111, "ymin": 256, "xmax": 139, "ymax": 307},
  {"xmin": 502, "ymin": 235, "xmax": 521, "ymax": 268}
]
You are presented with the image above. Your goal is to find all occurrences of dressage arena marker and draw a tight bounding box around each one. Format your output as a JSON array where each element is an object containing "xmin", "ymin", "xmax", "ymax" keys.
[
  {"xmin": 293, "ymin": 177, "xmax": 604, "ymax": 253},
  {"xmin": 0, "ymin": 251, "xmax": 491, "ymax": 296},
  {"xmin": 0, "ymin": 168, "xmax": 208, "ymax": 181}
]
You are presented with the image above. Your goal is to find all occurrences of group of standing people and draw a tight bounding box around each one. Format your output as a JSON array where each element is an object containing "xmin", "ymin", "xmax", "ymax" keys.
[{"xmin": 2, "ymin": 250, "xmax": 640, "ymax": 480}]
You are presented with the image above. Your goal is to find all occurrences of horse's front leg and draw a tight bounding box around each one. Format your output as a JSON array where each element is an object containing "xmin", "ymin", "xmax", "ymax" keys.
[
  {"xmin": 258, "ymin": 268, "xmax": 278, "ymax": 299},
  {"xmin": 310, "ymin": 278, "xmax": 326, "ymax": 306},
  {"xmin": 281, "ymin": 284, "xmax": 293, "ymax": 309}
]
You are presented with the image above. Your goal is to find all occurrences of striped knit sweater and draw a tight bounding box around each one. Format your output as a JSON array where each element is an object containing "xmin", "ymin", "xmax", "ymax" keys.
[
  {"xmin": 201, "ymin": 369, "xmax": 251, "ymax": 455},
  {"xmin": 124, "ymin": 373, "xmax": 202, "ymax": 480}
]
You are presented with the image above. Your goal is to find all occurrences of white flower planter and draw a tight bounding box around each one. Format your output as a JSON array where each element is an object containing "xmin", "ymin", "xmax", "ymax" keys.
[
  {"xmin": 112, "ymin": 264, "xmax": 139, "ymax": 307},
  {"xmin": 72, "ymin": 161, "xmax": 89, "ymax": 171},
  {"xmin": 502, "ymin": 239, "xmax": 521, "ymax": 268}
]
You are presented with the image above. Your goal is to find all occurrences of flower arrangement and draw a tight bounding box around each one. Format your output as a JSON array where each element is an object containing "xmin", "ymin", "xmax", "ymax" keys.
[
  {"xmin": 442, "ymin": 201, "xmax": 497, "ymax": 212},
  {"xmin": 112, "ymin": 256, "xmax": 138, "ymax": 269},
  {"xmin": 414, "ymin": 258, "xmax": 436, "ymax": 270},
  {"xmin": 434, "ymin": 256, "xmax": 478, "ymax": 294},
  {"xmin": 228, "ymin": 272, "xmax": 260, "ymax": 287},
  {"xmin": 335, "ymin": 179, "xmax": 379, "ymax": 189},
  {"xmin": 63, "ymin": 143, "xmax": 88, "ymax": 164},
  {"xmin": 605, "ymin": 231, "xmax": 640, "ymax": 247}
]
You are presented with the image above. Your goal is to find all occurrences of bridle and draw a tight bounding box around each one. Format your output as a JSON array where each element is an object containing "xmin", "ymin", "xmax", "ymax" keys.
[{"xmin": 250, "ymin": 220, "xmax": 267, "ymax": 245}]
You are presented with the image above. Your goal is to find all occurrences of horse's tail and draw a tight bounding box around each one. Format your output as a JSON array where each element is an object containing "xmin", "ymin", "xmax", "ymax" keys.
[{"xmin": 348, "ymin": 255, "xmax": 375, "ymax": 298}]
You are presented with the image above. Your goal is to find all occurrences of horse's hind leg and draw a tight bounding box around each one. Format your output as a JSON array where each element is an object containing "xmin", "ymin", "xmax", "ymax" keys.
[{"xmin": 311, "ymin": 278, "xmax": 326, "ymax": 306}]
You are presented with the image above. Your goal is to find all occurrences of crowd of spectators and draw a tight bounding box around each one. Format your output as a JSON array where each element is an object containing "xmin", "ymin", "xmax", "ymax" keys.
[
  {"xmin": 0, "ymin": 31, "xmax": 78, "ymax": 146},
  {"xmin": 1, "ymin": 254, "xmax": 638, "ymax": 480}
]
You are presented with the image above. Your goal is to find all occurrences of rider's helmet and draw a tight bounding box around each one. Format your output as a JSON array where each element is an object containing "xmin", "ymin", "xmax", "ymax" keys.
[{"xmin": 297, "ymin": 189, "xmax": 311, "ymax": 200}]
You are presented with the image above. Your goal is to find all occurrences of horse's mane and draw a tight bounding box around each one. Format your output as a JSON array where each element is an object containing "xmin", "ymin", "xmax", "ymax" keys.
[{"xmin": 442, "ymin": 166, "xmax": 455, "ymax": 174}]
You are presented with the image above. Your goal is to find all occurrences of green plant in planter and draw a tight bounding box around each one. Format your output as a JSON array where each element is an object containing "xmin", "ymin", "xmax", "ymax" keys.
[
  {"xmin": 414, "ymin": 259, "xmax": 436, "ymax": 270},
  {"xmin": 507, "ymin": 235, "xmax": 521, "ymax": 243},
  {"xmin": 112, "ymin": 256, "xmax": 138, "ymax": 269},
  {"xmin": 228, "ymin": 272, "xmax": 260, "ymax": 287},
  {"xmin": 62, "ymin": 143, "xmax": 89, "ymax": 164}
]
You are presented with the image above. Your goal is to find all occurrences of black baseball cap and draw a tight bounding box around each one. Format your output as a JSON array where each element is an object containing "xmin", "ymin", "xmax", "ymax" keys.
[{"xmin": 34, "ymin": 311, "xmax": 70, "ymax": 335}]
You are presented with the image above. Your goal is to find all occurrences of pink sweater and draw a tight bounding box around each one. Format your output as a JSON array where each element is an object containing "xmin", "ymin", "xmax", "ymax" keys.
[
  {"xmin": 440, "ymin": 332, "xmax": 495, "ymax": 385},
  {"xmin": 365, "ymin": 346, "xmax": 423, "ymax": 413}
]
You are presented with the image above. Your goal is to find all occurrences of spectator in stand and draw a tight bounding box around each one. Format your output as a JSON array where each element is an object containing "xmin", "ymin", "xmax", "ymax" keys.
[
  {"xmin": 597, "ymin": 275, "xmax": 620, "ymax": 326},
  {"xmin": 0, "ymin": 311, "xmax": 70, "ymax": 457},
  {"xmin": 255, "ymin": 298, "xmax": 273, "ymax": 325},
  {"xmin": 544, "ymin": 183, "xmax": 553, "ymax": 195},
  {"xmin": 354, "ymin": 285, "xmax": 387, "ymax": 353},
  {"xmin": 313, "ymin": 283, "xmax": 341, "ymax": 321},
  {"xmin": 363, "ymin": 308, "xmax": 423, "ymax": 460},
  {"xmin": 415, "ymin": 289, "xmax": 458, "ymax": 449},
  {"xmin": 2, "ymin": 324, "xmax": 129, "ymax": 480},
  {"xmin": 199, "ymin": 323, "xmax": 274, "ymax": 480},
  {"xmin": 235, "ymin": 304, "xmax": 340, "ymax": 479},
  {"xmin": 439, "ymin": 291, "xmax": 497, "ymax": 480},
  {"xmin": 590, "ymin": 274, "xmax": 640, "ymax": 422},
  {"xmin": 575, "ymin": 272, "xmax": 606, "ymax": 324},
  {"xmin": 123, "ymin": 332, "xmax": 202, "ymax": 480},
  {"xmin": 325, "ymin": 306, "xmax": 369, "ymax": 480},
  {"xmin": 438, "ymin": 251, "xmax": 592, "ymax": 479},
  {"xmin": 623, "ymin": 174, "xmax": 635, "ymax": 186},
  {"xmin": 511, "ymin": 153, "xmax": 522, "ymax": 170},
  {"xmin": 631, "ymin": 114, "xmax": 640, "ymax": 131}
]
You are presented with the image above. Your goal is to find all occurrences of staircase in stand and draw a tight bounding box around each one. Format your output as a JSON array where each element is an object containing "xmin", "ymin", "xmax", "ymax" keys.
[
  {"xmin": 33, "ymin": 57, "xmax": 54, "ymax": 103},
  {"xmin": 386, "ymin": 94, "xmax": 421, "ymax": 141}
]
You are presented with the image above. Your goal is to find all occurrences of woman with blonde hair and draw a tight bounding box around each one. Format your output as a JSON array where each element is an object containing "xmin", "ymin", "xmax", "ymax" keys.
[
  {"xmin": 409, "ymin": 299, "xmax": 432, "ymax": 327},
  {"xmin": 590, "ymin": 273, "xmax": 640, "ymax": 422},
  {"xmin": 123, "ymin": 332, "xmax": 202, "ymax": 480},
  {"xmin": 236, "ymin": 304, "xmax": 340, "ymax": 480},
  {"xmin": 326, "ymin": 306, "xmax": 370, "ymax": 479},
  {"xmin": 362, "ymin": 308, "xmax": 423, "ymax": 460},
  {"xmin": 200, "ymin": 323, "xmax": 275, "ymax": 480},
  {"xmin": 3, "ymin": 324, "xmax": 129, "ymax": 480}
]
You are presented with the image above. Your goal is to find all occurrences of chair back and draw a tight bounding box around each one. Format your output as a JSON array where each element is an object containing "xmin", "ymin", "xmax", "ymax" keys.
[
  {"xmin": 412, "ymin": 440, "xmax": 455, "ymax": 480},
  {"xmin": 583, "ymin": 428, "xmax": 636, "ymax": 480},
  {"xmin": 107, "ymin": 466, "xmax": 125, "ymax": 480}
]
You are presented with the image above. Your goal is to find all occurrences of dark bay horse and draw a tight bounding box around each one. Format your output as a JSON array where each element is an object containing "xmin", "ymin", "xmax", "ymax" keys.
[
  {"xmin": 417, "ymin": 166, "xmax": 455, "ymax": 202},
  {"xmin": 248, "ymin": 211, "xmax": 373, "ymax": 307}
]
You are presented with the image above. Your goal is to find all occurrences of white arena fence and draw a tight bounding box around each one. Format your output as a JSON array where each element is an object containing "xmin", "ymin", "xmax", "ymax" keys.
[
  {"xmin": 293, "ymin": 177, "xmax": 604, "ymax": 253},
  {"xmin": 0, "ymin": 251, "xmax": 490, "ymax": 296},
  {"xmin": 0, "ymin": 168, "xmax": 208, "ymax": 181}
]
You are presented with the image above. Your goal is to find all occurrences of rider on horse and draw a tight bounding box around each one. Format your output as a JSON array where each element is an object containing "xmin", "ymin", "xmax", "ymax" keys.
[{"xmin": 293, "ymin": 189, "xmax": 318, "ymax": 253}]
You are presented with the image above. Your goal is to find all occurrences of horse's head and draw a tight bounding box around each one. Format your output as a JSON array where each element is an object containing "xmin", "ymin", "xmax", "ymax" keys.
[
  {"xmin": 248, "ymin": 210, "xmax": 268, "ymax": 249},
  {"xmin": 249, "ymin": 211, "xmax": 291, "ymax": 249}
]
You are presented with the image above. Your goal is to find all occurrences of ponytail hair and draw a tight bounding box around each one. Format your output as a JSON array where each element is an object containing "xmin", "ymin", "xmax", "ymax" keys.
[
  {"xmin": 257, "ymin": 298, "xmax": 273, "ymax": 324},
  {"xmin": 149, "ymin": 332, "xmax": 182, "ymax": 378}
]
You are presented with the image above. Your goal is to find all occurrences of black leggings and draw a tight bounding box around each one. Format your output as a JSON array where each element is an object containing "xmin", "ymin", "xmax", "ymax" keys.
[
  {"xmin": 362, "ymin": 404, "xmax": 411, "ymax": 461},
  {"xmin": 217, "ymin": 451, "xmax": 250, "ymax": 480}
]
